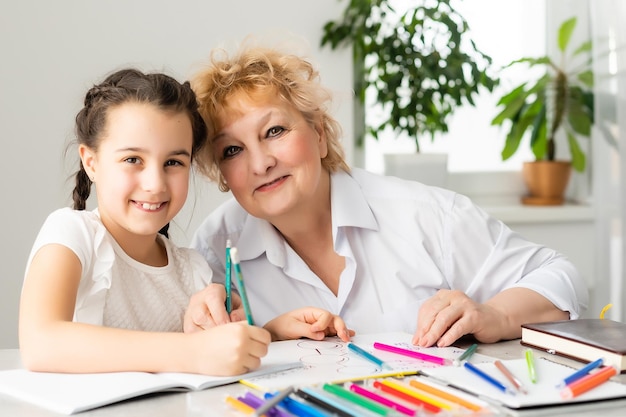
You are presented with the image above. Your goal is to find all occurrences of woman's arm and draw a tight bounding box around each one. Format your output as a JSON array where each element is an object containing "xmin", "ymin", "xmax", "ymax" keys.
[
  {"xmin": 414, "ymin": 287, "xmax": 568, "ymax": 347},
  {"xmin": 413, "ymin": 193, "xmax": 585, "ymax": 348}
]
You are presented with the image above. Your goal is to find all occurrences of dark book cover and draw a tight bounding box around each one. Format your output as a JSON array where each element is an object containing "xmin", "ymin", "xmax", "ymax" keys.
[{"xmin": 521, "ymin": 319, "xmax": 626, "ymax": 355}]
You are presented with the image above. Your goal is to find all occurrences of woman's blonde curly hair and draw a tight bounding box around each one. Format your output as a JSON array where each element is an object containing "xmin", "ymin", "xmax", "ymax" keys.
[{"xmin": 191, "ymin": 46, "xmax": 349, "ymax": 192}]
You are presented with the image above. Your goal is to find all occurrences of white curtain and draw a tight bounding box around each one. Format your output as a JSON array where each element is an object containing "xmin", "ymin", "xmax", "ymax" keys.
[{"xmin": 590, "ymin": 0, "xmax": 626, "ymax": 321}]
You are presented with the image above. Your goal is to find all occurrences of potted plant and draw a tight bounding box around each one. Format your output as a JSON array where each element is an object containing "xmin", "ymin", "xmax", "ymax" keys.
[
  {"xmin": 321, "ymin": 0, "xmax": 496, "ymax": 184},
  {"xmin": 491, "ymin": 16, "xmax": 612, "ymax": 205}
]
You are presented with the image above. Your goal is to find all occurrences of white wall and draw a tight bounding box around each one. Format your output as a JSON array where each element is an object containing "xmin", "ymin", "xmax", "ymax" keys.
[{"xmin": 0, "ymin": 1, "xmax": 353, "ymax": 348}]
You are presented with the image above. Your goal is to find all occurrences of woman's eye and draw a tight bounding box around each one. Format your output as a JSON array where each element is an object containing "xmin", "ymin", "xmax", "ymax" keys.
[
  {"xmin": 267, "ymin": 126, "xmax": 285, "ymax": 137},
  {"xmin": 222, "ymin": 145, "xmax": 242, "ymax": 159},
  {"xmin": 124, "ymin": 157, "xmax": 139, "ymax": 164}
]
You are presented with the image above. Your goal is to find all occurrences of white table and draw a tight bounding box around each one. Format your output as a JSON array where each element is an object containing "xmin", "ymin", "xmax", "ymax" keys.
[{"xmin": 1, "ymin": 341, "xmax": 626, "ymax": 416}]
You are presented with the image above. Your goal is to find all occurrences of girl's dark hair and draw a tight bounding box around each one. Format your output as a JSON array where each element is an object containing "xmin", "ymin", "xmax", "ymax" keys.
[{"xmin": 72, "ymin": 68, "xmax": 208, "ymax": 215}]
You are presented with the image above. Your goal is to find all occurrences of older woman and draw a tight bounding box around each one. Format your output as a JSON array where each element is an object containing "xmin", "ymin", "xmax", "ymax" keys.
[{"xmin": 186, "ymin": 46, "xmax": 588, "ymax": 347}]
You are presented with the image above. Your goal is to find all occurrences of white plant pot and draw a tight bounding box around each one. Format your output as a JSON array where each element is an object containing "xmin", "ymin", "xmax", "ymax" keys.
[{"xmin": 383, "ymin": 153, "xmax": 449, "ymax": 188}]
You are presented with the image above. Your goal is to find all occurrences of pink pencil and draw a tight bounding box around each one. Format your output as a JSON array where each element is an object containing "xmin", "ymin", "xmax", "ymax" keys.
[
  {"xmin": 349, "ymin": 383, "xmax": 416, "ymax": 416},
  {"xmin": 373, "ymin": 342, "xmax": 448, "ymax": 365}
]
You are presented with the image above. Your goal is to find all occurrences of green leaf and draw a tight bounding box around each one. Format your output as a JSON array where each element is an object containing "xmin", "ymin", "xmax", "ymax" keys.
[
  {"xmin": 530, "ymin": 104, "xmax": 547, "ymax": 159},
  {"xmin": 492, "ymin": 90, "xmax": 528, "ymax": 125},
  {"xmin": 567, "ymin": 131, "xmax": 586, "ymax": 172},
  {"xmin": 320, "ymin": 0, "xmax": 507, "ymax": 150},
  {"xmin": 567, "ymin": 98, "xmax": 592, "ymax": 136},
  {"xmin": 577, "ymin": 70, "xmax": 594, "ymax": 88},
  {"xmin": 501, "ymin": 126, "xmax": 523, "ymax": 160},
  {"xmin": 504, "ymin": 56, "xmax": 552, "ymax": 69},
  {"xmin": 573, "ymin": 40, "xmax": 592, "ymax": 56},
  {"xmin": 558, "ymin": 17, "xmax": 577, "ymax": 52}
]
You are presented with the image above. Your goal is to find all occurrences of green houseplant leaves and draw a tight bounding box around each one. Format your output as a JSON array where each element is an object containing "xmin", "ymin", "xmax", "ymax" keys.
[
  {"xmin": 491, "ymin": 17, "xmax": 595, "ymax": 172},
  {"xmin": 321, "ymin": 0, "xmax": 496, "ymax": 151}
]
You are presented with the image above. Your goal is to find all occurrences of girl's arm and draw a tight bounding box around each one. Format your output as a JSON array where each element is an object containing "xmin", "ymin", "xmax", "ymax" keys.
[{"xmin": 19, "ymin": 244, "xmax": 270, "ymax": 376}]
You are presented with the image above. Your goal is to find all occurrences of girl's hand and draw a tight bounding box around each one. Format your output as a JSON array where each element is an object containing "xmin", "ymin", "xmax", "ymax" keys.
[
  {"xmin": 263, "ymin": 307, "xmax": 355, "ymax": 342},
  {"xmin": 183, "ymin": 284, "xmax": 246, "ymax": 332},
  {"xmin": 188, "ymin": 322, "xmax": 271, "ymax": 376}
]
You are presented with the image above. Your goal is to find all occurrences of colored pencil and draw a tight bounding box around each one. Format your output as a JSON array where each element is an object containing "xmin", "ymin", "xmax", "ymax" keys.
[
  {"xmin": 453, "ymin": 343, "xmax": 478, "ymax": 366},
  {"xmin": 560, "ymin": 366, "xmax": 618, "ymax": 399},
  {"xmin": 348, "ymin": 383, "xmax": 416, "ymax": 416},
  {"xmin": 557, "ymin": 358, "xmax": 604, "ymax": 388},
  {"xmin": 373, "ymin": 342, "xmax": 448, "ymax": 365},
  {"xmin": 347, "ymin": 343, "xmax": 391, "ymax": 370},
  {"xmin": 409, "ymin": 377, "xmax": 483, "ymax": 410},
  {"xmin": 229, "ymin": 247, "xmax": 254, "ymax": 325},
  {"xmin": 494, "ymin": 360, "xmax": 528, "ymax": 394},
  {"xmin": 225, "ymin": 239, "xmax": 232, "ymax": 313},
  {"xmin": 463, "ymin": 362, "xmax": 515, "ymax": 395}
]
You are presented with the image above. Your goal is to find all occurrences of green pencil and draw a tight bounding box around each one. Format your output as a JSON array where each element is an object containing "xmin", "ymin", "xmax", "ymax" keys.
[
  {"xmin": 525, "ymin": 348, "xmax": 537, "ymax": 383},
  {"xmin": 323, "ymin": 383, "xmax": 391, "ymax": 416},
  {"xmin": 454, "ymin": 343, "xmax": 478, "ymax": 366}
]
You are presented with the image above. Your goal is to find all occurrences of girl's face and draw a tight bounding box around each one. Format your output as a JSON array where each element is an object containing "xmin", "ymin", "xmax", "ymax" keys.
[
  {"xmin": 80, "ymin": 102, "xmax": 193, "ymax": 244},
  {"xmin": 213, "ymin": 95, "xmax": 328, "ymax": 222}
]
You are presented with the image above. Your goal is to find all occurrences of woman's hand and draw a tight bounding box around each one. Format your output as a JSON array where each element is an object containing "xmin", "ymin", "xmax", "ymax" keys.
[
  {"xmin": 183, "ymin": 284, "xmax": 246, "ymax": 333},
  {"xmin": 264, "ymin": 307, "xmax": 355, "ymax": 342},
  {"xmin": 413, "ymin": 289, "xmax": 508, "ymax": 347},
  {"xmin": 413, "ymin": 288, "xmax": 569, "ymax": 347}
]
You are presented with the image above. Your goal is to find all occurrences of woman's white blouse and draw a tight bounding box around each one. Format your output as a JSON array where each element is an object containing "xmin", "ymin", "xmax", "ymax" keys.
[
  {"xmin": 25, "ymin": 208, "xmax": 213, "ymax": 331},
  {"xmin": 191, "ymin": 168, "xmax": 588, "ymax": 334}
]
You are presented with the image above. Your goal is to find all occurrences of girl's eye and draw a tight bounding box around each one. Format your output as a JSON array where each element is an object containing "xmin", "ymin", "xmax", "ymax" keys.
[
  {"xmin": 267, "ymin": 126, "xmax": 285, "ymax": 137},
  {"xmin": 165, "ymin": 159, "xmax": 185, "ymax": 167},
  {"xmin": 124, "ymin": 157, "xmax": 140, "ymax": 164},
  {"xmin": 222, "ymin": 145, "xmax": 242, "ymax": 159}
]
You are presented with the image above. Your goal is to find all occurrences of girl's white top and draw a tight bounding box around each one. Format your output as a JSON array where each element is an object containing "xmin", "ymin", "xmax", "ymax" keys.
[{"xmin": 25, "ymin": 208, "xmax": 212, "ymax": 332}]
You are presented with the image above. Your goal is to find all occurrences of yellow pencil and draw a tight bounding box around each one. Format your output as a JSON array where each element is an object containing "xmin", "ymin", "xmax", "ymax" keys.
[
  {"xmin": 225, "ymin": 395, "xmax": 255, "ymax": 415},
  {"xmin": 409, "ymin": 378, "xmax": 483, "ymax": 411},
  {"xmin": 379, "ymin": 379, "xmax": 457, "ymax": 411}
]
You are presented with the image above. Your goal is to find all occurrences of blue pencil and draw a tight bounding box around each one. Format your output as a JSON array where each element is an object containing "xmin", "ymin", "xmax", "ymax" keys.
[
  {"xmin": 265, "ymin": 392, "xmax": 328, "ymax": 417},
  {"xmin": 225, "ymin": 239, "xmax": 232, "ymax": 314},
  {"xmin": 347, "ymin": 343, "xmax": 391, "ymax": 370},
  {"xmin": 254, "ymin": 386, "xmax": 295, "ymax": 416},
  {"xmin": 557, "ymin": 358, "xmax": 605, "ymax": 388},
  {"xmin": 229, "ymin": 247, "xmax": 254, "ymax": 326},
  {"xmin": 464, "ymin": 361, "xmax": 515, "ymax": 395}
]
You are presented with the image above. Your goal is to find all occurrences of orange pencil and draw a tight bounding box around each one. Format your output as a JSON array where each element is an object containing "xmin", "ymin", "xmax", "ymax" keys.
[
  {"xmin": 373, "ymin": 380, "xmax": 442, "ymax": 413},
  {"xmin": 378, "ymin": 379, "xmax": 456, "ymax": 411},
  {"xmin": 409, "ymin": 378, "xmax": 483, "ymax": 411},
  {"xmin": 494, "ymin": 360, "xmax": 528, "ymax": 394},
  {"xmin": 560, "ymin": 366, "xmax": 618, "ymax": 399}
]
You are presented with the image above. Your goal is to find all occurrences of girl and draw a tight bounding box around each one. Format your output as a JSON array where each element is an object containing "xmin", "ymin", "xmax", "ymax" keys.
[{"xmin": 19, "ymin": 68, "xmax": 350, "ymax": 376}]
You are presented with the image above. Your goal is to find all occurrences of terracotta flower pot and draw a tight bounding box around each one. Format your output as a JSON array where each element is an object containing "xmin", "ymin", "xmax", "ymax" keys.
[{"xmin": 521, "ymin": 161, "xmax": 572, "ymax": 206}]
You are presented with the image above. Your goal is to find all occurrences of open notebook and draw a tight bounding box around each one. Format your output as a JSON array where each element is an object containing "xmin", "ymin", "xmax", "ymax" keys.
[
  {"xmin": 239, "ymin": 331, "xmax": 494, "ymax": 391},
  {"xmin": 0, "ymin": 361, "xmax": 300, "ymax": 414}
]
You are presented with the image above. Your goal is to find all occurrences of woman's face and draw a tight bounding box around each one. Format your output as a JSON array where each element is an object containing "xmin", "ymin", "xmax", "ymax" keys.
[{"xmin": 213, "ymin": 95, "xmax": 328, "ymax": 222}]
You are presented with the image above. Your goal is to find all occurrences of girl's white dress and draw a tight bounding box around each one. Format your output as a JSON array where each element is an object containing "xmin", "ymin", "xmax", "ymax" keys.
[{"xmin": 25, "ymin": 208, "xmax": 212, "ymax": 332}]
